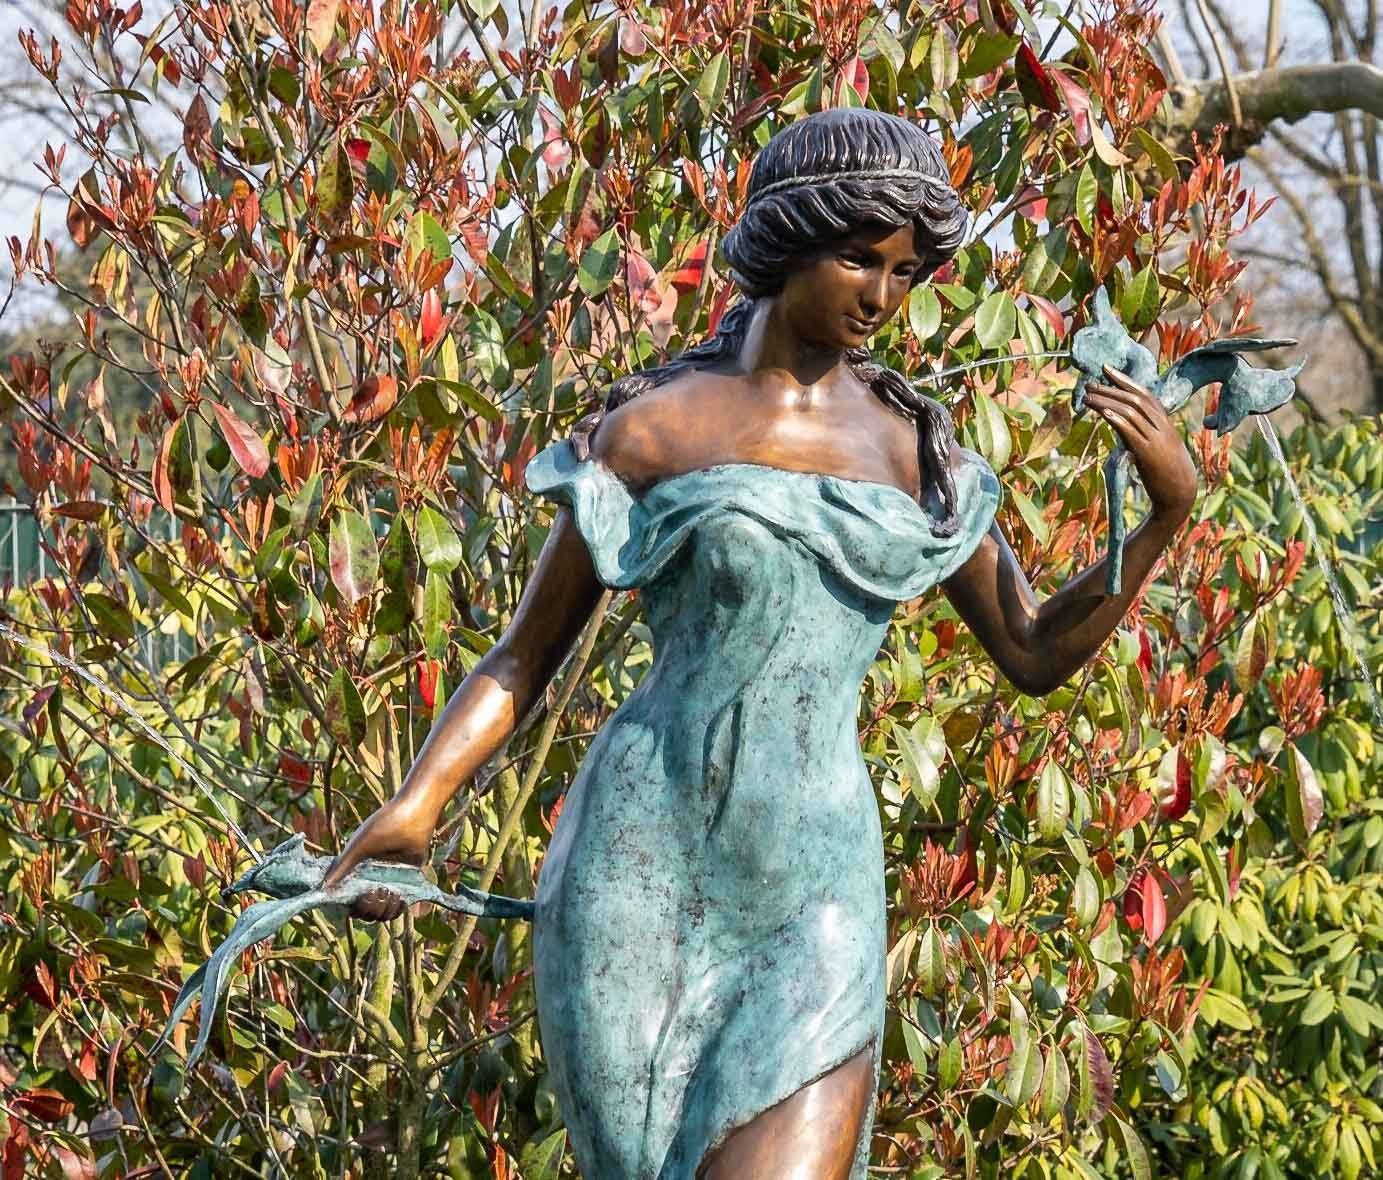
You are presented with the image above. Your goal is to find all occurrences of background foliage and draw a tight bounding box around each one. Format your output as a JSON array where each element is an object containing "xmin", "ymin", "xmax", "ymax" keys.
[{"xmin": 0, "ymin": 1, "xmax": 1380, "ymax": 1178}]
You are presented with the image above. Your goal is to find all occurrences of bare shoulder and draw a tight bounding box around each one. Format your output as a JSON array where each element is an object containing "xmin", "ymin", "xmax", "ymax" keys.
[{"xmin": 587, "ymin": 370, "xmax": 713, "ymax": 487}]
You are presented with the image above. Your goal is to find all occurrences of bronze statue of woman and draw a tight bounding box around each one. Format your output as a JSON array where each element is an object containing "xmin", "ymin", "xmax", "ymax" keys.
[{"xmin": 322, "ymin": 107, "xmax": 1197, "ymax": 1179}]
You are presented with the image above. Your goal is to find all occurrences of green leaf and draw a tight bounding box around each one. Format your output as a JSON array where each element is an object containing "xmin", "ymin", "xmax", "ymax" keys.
[
  {"xmin": 916, "ymin": 920, "xmax": 947, "ymax": 996},
  {"xmin": 423, "ymin": 570, "xmax": 451, "ymax": 659},
  {"xmin": 468, "ymin": 309, "xmax": 509, "ymax": 388},
  {"xmin": 379, "ymin": 514, "xmax": 416, "ymax": 590},
  {"xmin": 1132, "ymin": 126, "xmax": 1179, "ymax": 182},
  {"xmin": 329, "ymin": 509, "xmax": 378, "ymax": 606},
  {"xmin": 974, "ymin": 290, "xmax": 1017, "ymax": 349},
  {"xmin": 961, "ymin": 31, "xmax": 1020, "ymax": 78},
  {"xmin": 1338, "ymin": 995, "xmax": 1383, "ymax": 1036},
  {"xmin": 289, "ymin": 472, "xmax": 323, "ymax": 538},
  {"xmin": 929, "ymin": 23, "xmax": 959, "ymax": 90},
  {"xmin": 1035, "ymin": 759, "xmax": 1071, "ymax": 841},
  {"xmin": 1285, "ymin": 741, "xmax": 1325, "ymax": 843},
  {"xmin": 938, "ymin": 1036, "xmax": 963, "ymax": 1091},
  {"xmin": 1300, "ymin": 989, "xmax": 1335, "ymax": 1026},
  {"xmin": 518, "ymin": 1129, "xmax": 566, "ymax": 1180},
  {"xmin": 317, "ymin": 141, "xmax": 353, "ymax": 218},
  {"xmin": 1004, "ymin": 1033, "xmax": 1042, "ymax": 1107},
  {"xmin": 416, "ymin": 505, "xmax": 464, "ymax": 573},
  {"xmin": 969, "ymin": 389, "xmax": 1011, "ymax": 469},
  {"xmin": 254, "ymin": 524, "xmax": 292, "ymax": 579},
  {"xmin": 577, "ymin": 226, "xmax": 621, "ymax": 297},
  {"xmin": 1021, "ymin": 227, "xmax": 1068, "ymax": 296},
  {"xmin": 1119, "ymin": 264, "xmax": 1160, "ymax": 332},
  {"xmin": 86, "ymin": 592, "xmax": 137, "ymax": 643},
  {"xmin": 1009, "ymin": 486, "xmax": 1049, "ymax": 545},
  {"xmin": 404, "ymin": 210, "xmax": 451, "ymax": 263},
  {"xmin": 898, "ymin": 715, "xmax": 946, "ymax": 809},
  {"xmin": 694, "ymin": 51, "xmax": 731, "ymax": 116},
  {"xmin": 1113, "ymin": 1115, "xmax": 1151, "ymax": 1180},
  {"xmin": 1154, "ymin": 1049, "xmax": 1184, "ymax": 1098},
  {"xmin": 1072, "ymin": 865, "xmax": 1100, "ymax": 929},
  {"xmin": 1075, "ymin": 164, "xmax": 1098, "ymax": 235},
  {"xmin": 907, "ymin": 284, "xmax": 942, "ymax": 340},
  {"xmin": 1038, "ymin": 1043, "xmax": 1071, "ymax": 1120},
  {"xmin": 323, "ymin": 668, "xmax": 366, "ymax": 748}
]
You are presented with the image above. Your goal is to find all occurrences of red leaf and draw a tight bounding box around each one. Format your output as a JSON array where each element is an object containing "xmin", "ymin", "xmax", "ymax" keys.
[
  {"xmin": 346, "ymin": 137, "xmax": 370, "ymax": 163},
  {"xmin": 209, "ymin": 401, "xmax": 270, "ymax": 478},
  {"xmin": 343, "ymin": 374, "xmax": 399, "ymax": 424},
  {"xmin": 13, "ymin": 1087, "xmax": 74, "ymax": 1123},
  {"xmin": 1083, "ymin": 1027, "xmax": 1116, "ymax": 1121},
  {"xmin": 840, "ymin": 55, "xmax": 869, "ymax": 102},
  {"xmin": 267, "ymin": 1060, "xmax": 289, "ymax": 1092},
  {"xmin": 182, "ymin": 852, "xmax": 207, "ymax": 890},
  {"xmin": 5, "ymin": 1121, "xmax": 30, "ymax": 1180},
  {"xmin": 705, "ymin": 283, "xmax": 734, "ymax": 336},
  {"xmin": 1025, "ymin": 293, "xmax": 1065, "ymax": 338},
  {"xmin": 1015, "ymin": 43, "xmax": 1060, "ymax": 112},
  {"xmin": 1122, "ymin": 867, "xmax": 1146, "ymax": 931},
  {"xmin": 1049, "ymin": 67, "xmax": 1092, "ymax": 145},
  {"xmin": 420, "ymin": 288, "xmax": 444, "ymax": 349},
  {"xmin": 52, "ymin": 500, "xmax": 106, "ymax": 520},
  {"xmin": 1159, "ymin": 748, "xmax": 1192, "ymax": 820},
  {"xmin": 667, "ymin": 240, "xmax": 709, "ymax": 293},
  {"xmin": 66, "ymin": 198, "xmax": 96, "ymax": 250},
  {"xmin": 278, "ymin": 752, "xmax": 312, "ymax": 787},
  {"xmin": 418, "ymin": 657, "xmax": 440, "ymax": 710},
  {"xmin": 1141, "ymin": 871, "xmax": 1167, "ymax": 945},
  {"xmin": 538, "ymin": 107, "xmax": 571, "ymax": 170},
  {"xmin": 183, "ymin": 94, "xmax": 210, "ymax": 159},
  {"xmin": 1136, "ymin": 626, "xmax": 1153, "ymax": 683}
]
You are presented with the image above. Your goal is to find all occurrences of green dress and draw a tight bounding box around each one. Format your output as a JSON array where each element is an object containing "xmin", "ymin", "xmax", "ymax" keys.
[{"xmin": 524, "ymin": 438, "xmax": 1000, "ymax": 1179}]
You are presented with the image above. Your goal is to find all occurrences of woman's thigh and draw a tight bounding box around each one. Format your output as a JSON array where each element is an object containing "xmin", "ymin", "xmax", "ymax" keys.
[{"xmin": 695, "ymin": 1041, "xmax": 875, "ymax": 1180}]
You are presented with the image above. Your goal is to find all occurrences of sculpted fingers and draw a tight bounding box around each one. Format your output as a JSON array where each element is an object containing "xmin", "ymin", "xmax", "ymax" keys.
[
  {"xmin": 351, "ymin": 887, "xmax": 405, "ymax": 922},
  {"xmin": 1086, "ymin": 385, "xmax": 1151, "ymax": 443}
]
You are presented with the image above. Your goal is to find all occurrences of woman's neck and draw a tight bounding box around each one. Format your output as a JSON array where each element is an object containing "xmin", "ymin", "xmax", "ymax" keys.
[{"xmin": 734, "ymin": 297, "xmax": 854, "ymax": 408}]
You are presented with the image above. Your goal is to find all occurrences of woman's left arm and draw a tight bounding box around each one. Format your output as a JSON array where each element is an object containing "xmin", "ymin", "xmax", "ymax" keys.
[{"xmin": 940, "ymin": 365, "xmax": 1199, "ymax": 696}]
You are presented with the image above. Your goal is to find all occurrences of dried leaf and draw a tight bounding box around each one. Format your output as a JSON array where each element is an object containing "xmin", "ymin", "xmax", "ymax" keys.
[{"xmin": 306, "ymin": 0, "xmax": 341, "ymax": 54}]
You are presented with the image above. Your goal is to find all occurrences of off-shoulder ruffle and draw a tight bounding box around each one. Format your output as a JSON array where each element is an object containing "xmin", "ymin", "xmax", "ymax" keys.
[{"xmin": 524, "ymin": 438, "xmax": 1000, "ymax": 601}]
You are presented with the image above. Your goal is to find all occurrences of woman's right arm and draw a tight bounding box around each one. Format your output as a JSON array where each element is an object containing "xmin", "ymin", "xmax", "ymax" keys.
[{"xmin": 320, "ymin": 505, "xmax": 605, "ymax": 912}]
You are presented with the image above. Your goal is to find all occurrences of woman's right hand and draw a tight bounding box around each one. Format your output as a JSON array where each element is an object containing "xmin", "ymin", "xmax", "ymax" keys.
[{"xmin": 322, "ymin": 794, "xmax": 437, "ymax": 922}]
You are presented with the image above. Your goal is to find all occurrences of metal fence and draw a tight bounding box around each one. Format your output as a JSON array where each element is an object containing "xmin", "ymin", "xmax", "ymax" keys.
[{"xmin": 0, "ymin": 497, "xmax": 191, "ymax": 667}]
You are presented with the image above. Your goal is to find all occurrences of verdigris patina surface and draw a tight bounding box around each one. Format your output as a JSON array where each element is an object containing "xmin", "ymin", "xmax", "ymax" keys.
[
  {"xmin": 1071, "ymin": 287, "xmax": 1302, "ymax": 592},
  {"xmin": 153, "ymin": 833, "xmax": 531, "ymax": 1067},
  {"xmin": 520, "ymin": 440, "xmax": 1000, "ymax": 1179}
]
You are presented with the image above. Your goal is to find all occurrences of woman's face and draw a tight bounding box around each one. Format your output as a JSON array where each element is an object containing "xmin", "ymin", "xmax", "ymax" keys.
[{"xmin": 777, "ymin": 222, "xmax": 925, "ymax": 351}]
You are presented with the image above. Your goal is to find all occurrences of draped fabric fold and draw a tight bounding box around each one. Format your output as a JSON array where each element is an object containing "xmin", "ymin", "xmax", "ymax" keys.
[{"xmin": 523, "ymin": 438, "xmax": 1000, "ymax": 599}]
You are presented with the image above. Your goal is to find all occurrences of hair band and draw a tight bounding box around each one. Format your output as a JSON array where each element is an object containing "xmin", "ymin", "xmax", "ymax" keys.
[{"xmin": 748, "ymin": 167, "xmax": 954, "ymax": 204}]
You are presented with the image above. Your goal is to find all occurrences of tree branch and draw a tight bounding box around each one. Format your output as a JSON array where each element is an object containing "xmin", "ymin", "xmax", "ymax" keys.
[{"xmin": 1161, "ymin": 62, "xmax": 1383, "ymax": 159}]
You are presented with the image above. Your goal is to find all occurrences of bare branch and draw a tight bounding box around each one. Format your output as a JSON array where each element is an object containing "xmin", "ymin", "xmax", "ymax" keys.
[
  {"xmin": 1161, "ymin": 62, "xmax": 1383, "ymax": 159},
  {"xmin": 1265, "ymin": 0, "xmax": 1282, "ymax": 70}
]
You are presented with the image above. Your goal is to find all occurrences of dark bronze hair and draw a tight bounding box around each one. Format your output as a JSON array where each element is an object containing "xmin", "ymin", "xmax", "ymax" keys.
[{"xmin": 576, "ymin": 108, "xmax": 969, "ymax": 536}]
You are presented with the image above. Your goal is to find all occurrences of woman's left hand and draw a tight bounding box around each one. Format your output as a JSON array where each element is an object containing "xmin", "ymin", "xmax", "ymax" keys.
[{"xmin": 1085, "ymin": 364, "xmax": 1198, "ymax": 522}]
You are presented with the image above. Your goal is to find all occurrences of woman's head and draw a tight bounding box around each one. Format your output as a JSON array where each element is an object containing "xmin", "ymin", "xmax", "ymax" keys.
[
  {"xmin": 587, "ymin": 109, "xmax": 967, "ymax": 537},
  {"xmin": 720, "ymin": 108, "xmax": 967, "ymax": 300}
]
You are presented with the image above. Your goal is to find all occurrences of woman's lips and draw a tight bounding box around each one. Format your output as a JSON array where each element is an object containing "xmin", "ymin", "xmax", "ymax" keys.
[{"xmin": 845, "ymin": 314, "xmax": 877, "ymax": 333}]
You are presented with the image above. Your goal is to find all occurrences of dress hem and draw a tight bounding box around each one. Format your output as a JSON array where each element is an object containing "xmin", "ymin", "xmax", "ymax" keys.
[{"xmin": 685, "ymin": 1030, "xmax": 880, "ymax": 1180}]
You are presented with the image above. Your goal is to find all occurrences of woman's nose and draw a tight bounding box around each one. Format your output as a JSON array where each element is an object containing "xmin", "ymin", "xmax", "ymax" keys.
[{"xmin": 858, "ymin": 274, "xmax": 888, "ymax": 315}]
